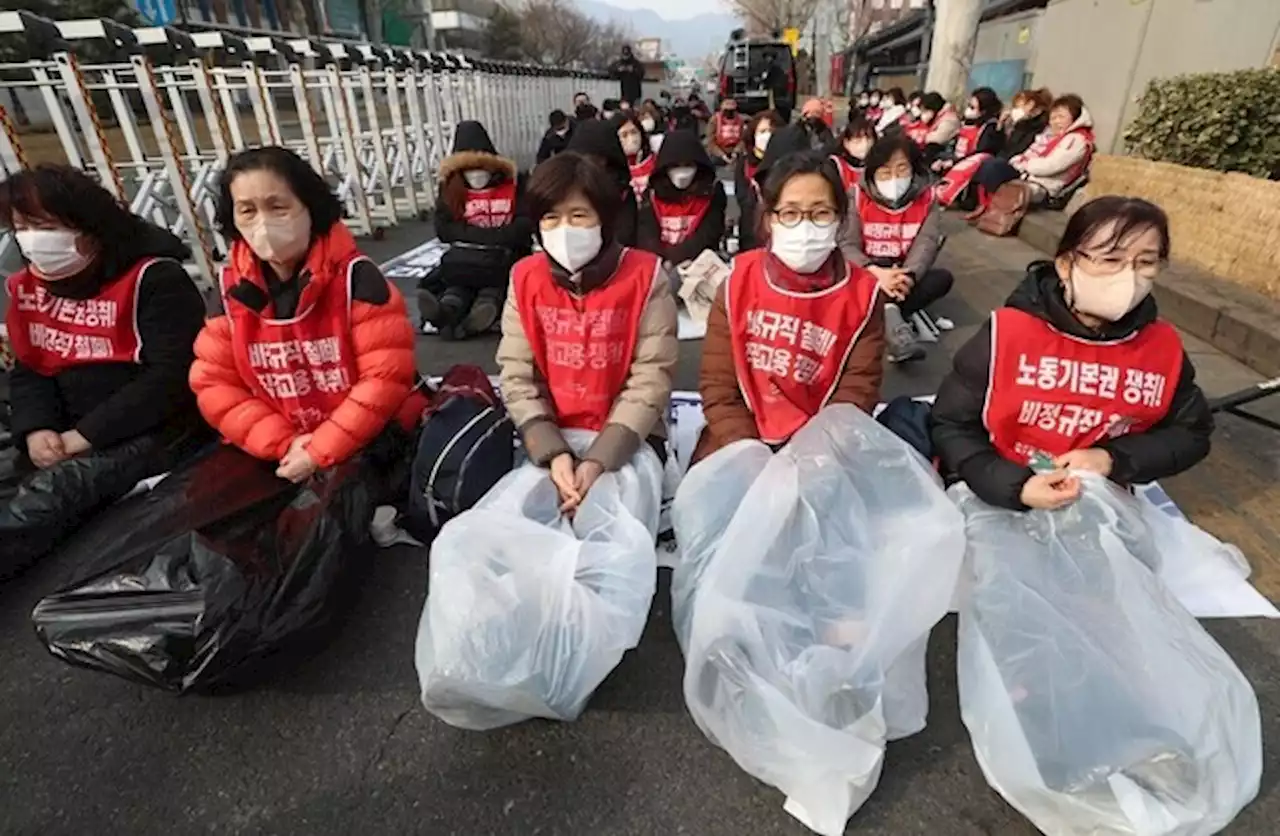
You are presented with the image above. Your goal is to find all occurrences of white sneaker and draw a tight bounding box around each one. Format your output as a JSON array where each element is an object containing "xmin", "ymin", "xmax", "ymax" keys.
[{"xmin": 885, "ymin": 303, "xmax": 925, "ymax": 363}]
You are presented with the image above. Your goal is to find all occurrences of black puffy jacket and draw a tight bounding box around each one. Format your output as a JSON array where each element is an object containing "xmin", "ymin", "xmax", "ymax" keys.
[{"xmin": 931, "ymin": 263, "xmax": 1214, "ymax": 510}]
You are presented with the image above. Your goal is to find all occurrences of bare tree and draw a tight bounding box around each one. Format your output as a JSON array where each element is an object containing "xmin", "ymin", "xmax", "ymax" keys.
[
  {"xmin": 516, "ymin": 0, "xmax": 630, "ymax": 70},
  {"xmin": 724, "ymin": 0, "xmax": 820, "ymax": 37}
]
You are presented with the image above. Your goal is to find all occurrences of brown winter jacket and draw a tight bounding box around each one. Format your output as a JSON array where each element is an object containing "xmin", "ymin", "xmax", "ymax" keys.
[
  {"xmin": 691, "ymin": 258, "xmax": 887, "ymax": 464},
  {"xmin": 497, "ymin": 244, "xmax": 679, "ymax": 472}
]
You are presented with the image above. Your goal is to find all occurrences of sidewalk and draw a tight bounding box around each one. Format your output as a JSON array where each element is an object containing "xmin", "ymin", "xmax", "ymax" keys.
[{"xmin": 937, "ymin": 217, "xmax": 1280, "ymax": 599}]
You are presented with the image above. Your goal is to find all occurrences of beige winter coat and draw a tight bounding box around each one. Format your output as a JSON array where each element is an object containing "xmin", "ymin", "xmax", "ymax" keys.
[{"xmin": 497, "ymin": 246, "xmax": 678, "ymax": 471}]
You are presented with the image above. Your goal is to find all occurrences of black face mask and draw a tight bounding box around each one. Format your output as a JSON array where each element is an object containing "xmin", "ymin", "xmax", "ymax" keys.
[{"xmin": 723, "ymin": 110, "xmax": 737, "ymax": 118}]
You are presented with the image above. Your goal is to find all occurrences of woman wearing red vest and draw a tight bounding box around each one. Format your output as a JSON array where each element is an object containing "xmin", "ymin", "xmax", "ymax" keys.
[
  {"xmin": 842, "ymin": 135, "xmax": 953, "ymax": 364},
  {"xmin": 0, "ymin": 165, "xmax": 207, "ymax": 577},
  {"xmin": 616, "ymin": 112, "xmax": 657, "ymax": 201},
  {"xmin": 497, "ymin": 152, "xmax": 678, "ymax": 513},
  {"xmin": 732, "ymin": 110, "xmax": 781, "ymax": 250},
  {"xmin": 419, "ymin": 121, "xmax": 533, "ymax": 340},
  {"xmin": 831, "ymin": 116, "xmax": 877, "ymax": 195},
  {"xmin": 191, "ymin": 147, "xmax": 425, "ymax": 484},
  {"xmin": 705, "ymin": 97, "xmax": 745, "ymax": 163},
  {"xmin": 693, "ymin": 152, "xmax": 886, "ymax": 463},
  {"xmin": 914, "ymin": 92, "xmax": 960, "ymax": 159},
  {"xmin": 636, "ymin": 130, "xmax": 727, "ymax": 271},
  {"xmin": 932, "ymin": 197, "xmax": 1213, "ymax": 510},
  {"xmin": 968, "ymin": 94, "xmax": 1096, "ymax": 219},
  {"xmin": 932, "ymin": 87, "xmax": 1005, "ymax": 207}
]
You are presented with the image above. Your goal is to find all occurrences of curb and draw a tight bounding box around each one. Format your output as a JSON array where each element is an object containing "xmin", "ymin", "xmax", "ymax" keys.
[{"xmin": 1017, "ymin": 214, "xmax": 1280, "ymax": 379}]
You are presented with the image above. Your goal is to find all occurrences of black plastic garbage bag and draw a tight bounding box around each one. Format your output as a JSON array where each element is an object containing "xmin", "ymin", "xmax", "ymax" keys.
[{"xmin": 31, "ymin": 444, "xmax": 373, "ymax": 693}]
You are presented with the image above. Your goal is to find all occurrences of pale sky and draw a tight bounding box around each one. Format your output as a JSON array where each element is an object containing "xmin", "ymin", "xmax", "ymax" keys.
[{"xmin": 604, "ymin": 0, "xmax": 728, "ymax": 21}]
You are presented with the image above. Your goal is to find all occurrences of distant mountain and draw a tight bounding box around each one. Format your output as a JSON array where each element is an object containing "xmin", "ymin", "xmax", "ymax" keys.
[{"xmin": 573, "ymin": 0, "xmax": 738, "ymax": 63}]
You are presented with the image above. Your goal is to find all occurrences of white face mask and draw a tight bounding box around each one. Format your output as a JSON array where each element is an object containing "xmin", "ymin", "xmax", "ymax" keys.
[
  {"xmin": 668, "ymin": 166, "xmax": 697, "ymax": 189},
  {"xmin": 877, "ymin": 175, "xmax": 911, "ymax": 202},
  {"xmin": 770, "ymin": 220, "xmax": 838, "ymax": 274},
  {"xmin": 1069, "ymin": 266, "xmax": 1154, "ymax": 322},
  {"xmin": 602, "ymin": 110, "xmax": 617, "ymax": 120},
  {"xmin": 620, "ymin": 133, "xmax": 642, "ymax": 156},
  {"xmin": 463, "ymin": 169, "xmax": 491, "ymax": 190},
  {"xmin": 242, "ymin": 213, "xmax": 312, "ymax": 264},
  {"xmin": 541, "ymin": 224, "xmax": 602, "ymax": 274},
  {"xmin": 640, "ymin": 117, "xmax": 656, "ymax": 132},
  {"xmin": 1010, "ymin": 107, "xmax": 1027, "ymax": 123},
  {"xmin": 858, "ymin": 97, "xmax": 869, "ymax": 107},
  {"xmin": 754, "ymin": 131, "xmax": 772, "ymax": 152},
  {"xmin": 964, "ymin": 106, "xmax": 979, "ymax": 120},
  {"xmin": 16, "ymin": 228, "xmax": 93, "ymax": 280},
  {"xmin": 910, "ymin": 105, "xmax": 922, "ymax": 118}
]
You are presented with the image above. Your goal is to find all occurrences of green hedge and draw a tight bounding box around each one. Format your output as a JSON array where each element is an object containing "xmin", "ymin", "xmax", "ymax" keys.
[{"xmin": 1123, "ymin": 68, "xmax": 1280, "ymax": 178}]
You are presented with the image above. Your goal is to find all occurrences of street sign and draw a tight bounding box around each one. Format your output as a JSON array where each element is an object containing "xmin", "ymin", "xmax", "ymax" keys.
[{"xmin": 135, "ymin": 0, "xmax": 176, "ymax": 26}]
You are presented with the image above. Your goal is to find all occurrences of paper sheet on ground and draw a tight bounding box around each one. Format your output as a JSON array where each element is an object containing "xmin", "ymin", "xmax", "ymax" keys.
[{"xmin": 661, "ymin": 391, "xmax": 1278, "ymax": 620}]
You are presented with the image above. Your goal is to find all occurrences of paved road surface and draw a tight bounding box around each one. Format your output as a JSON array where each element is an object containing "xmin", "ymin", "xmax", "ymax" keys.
[{"xmin": 1, "ymin": 218, "xmax": 1278, "ymax": 835}]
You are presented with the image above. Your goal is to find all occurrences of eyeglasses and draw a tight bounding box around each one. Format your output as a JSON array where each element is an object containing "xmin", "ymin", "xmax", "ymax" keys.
[
  {"xmin": 1076, "ymin": 251, "xmax": 1165, "ymax": 277},
  {"xmin": 771, "ymin": 207, "xmax": 839, "ymax": 228}
]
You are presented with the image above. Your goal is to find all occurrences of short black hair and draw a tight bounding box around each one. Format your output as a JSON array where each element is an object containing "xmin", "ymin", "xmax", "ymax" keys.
[
  {"xmin": 524, "ymin": 152, "xmax": 622, "ymax": 245},
  {"xmin": 549, "ymin": 109, "xmax": 568, "ymax": 129},
  {"xmin": 1056, "ymin": 196, "xmax": 1170, "ymax": 260},
  {"xmin": 575, "ymin": 103, "xmax": 599, "ymax": 121},
  {"xmin": 884, "ymin": 87, "xmax": 905, "ymax": 106},
  {"xmin": 841, "ymin": 115, "xmax": 877, "ymax": 142},
  {"xmin": 970, "ymin": 87, "xmax": 1002, "ymax": 119},
  {"xmin": 920, "ymin": 92, "xmax": 945, "ymax": 113},
  {"xmin": 755, "ymin": 151, "xmax": 848, "ymax": 243},
  {"xmin": 602, "ymin": 98, "xmax": 620, "ymax": 111},
  {"xmin": 864, "ymin": 134, "xmax": 923, "ymax": 179},
  {"xmin": 215, "ymin": 146, "xmax": 343, "ymax": 241}
]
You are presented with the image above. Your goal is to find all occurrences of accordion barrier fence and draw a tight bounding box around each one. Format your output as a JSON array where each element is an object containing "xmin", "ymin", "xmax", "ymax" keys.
[{"xmin": 0, "ymin": 10, "xmax": 623, "ymax": 289}]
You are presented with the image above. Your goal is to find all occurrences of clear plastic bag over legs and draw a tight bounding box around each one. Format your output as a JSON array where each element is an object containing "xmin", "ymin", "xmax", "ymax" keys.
[
  {"xmin": 415, "ymin": 431, "xmax": 663, "ymax": 730},
  {"xmin": 672, "ymin": 406, "xmax": 965, "ymax": 835},
  {"xmin": 953, "ymin": 474, "xmax": 1262, "ymax": 836}
]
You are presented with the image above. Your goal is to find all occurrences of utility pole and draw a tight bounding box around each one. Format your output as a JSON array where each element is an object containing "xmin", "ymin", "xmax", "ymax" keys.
[{"xmin": 925, "ymin": 0, "xmax": 982, "ymax": 102}]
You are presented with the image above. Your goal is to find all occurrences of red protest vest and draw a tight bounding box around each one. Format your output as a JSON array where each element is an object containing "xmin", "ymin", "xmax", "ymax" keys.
[
  {"xmin": 5, "ymin": 259, "xmax": 152, "ymax": 376},
  {"xmin": 1018, "ymin": 126, "xmax": 1096, "ymax": 185},
  {"xmin": 651, "ymin": 193, "xmax": 712, "ymax": 246},
  {"xmin": 865, "ymin": 106, "xmax": 882, "ymax": 123},
  {"xmin": 904, "ymin": 121, "xmax": 930, "ymax": 146},
  {"xmin": 984, "ymin": 307, "xmax": 1184, "ymax": 466},
  {"xmin": 715, "ymin": 115, "xmax": 744, "ymax": 150},
  {"xmin": 514, "ymin": 248, "xmax": 658, "ymax": 431},
  {"xmin": 629, "ymin": 153, "xmax": 657, "ymax": 199},
  {"xmin": 222, "ymin": 247, "xmax": 363, "ymax": 436},
  {"xmin": 954, "ymin": 122, "xmax": 986, "ymax": 158},
  {"xmin": 856, "ymin": 187, "xmax": 933, "ymax": 262},
  {"xmin": 935, "ymin": 152, "xmax": 991, "ymax": 207},
  {"xmin": 727, "ymin": 251, "xmax": 880, "ymax": 444},
  {"xmin": 832, "ymin": 155, "xmax": 862, "ymax": 193},
  {"xmin": 462, "ymin": 180, "xmax": 516, "ymax": 228}
]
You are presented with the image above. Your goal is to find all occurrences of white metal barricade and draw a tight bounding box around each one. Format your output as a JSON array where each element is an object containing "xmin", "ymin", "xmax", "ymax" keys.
[{"xmin": 0, "ymin": 10, "xmax": 628, "ymax": 273}]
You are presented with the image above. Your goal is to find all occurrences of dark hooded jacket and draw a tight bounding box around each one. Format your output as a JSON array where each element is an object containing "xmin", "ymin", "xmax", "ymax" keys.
[
  {"xmin": 931, "ymin": 263, "xmax": 1214, "ymax": 510},
  {"xmin": 566, "ymin": 120, "xmax": 639, "ymax": 246},
  {"xmin": 637, "ymin": 129, "xmax": 726, "ymax": 265},
  {"xmin": 433, "ymin": 120, "xmax": 533, "ymax": 289},
  {"xmin": 737, "ymin": 123, "xmax": 811, "ymax": 252},
  {"xmin": 8, "ymin": 223, "xmax": 206, "ymax": 449}
]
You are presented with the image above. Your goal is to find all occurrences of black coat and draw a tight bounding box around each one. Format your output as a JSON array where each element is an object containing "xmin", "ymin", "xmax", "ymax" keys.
[
  {"xmin": 8, "ymin": 224, "xmax": 206, "ymax": 449},
  {"xmin": 636, "ymin": 129, "xmax": 726, "ymax": 264},
  {"xmin": 433, "ymin": 121, "xmax": 534, "ymax": 290},
  {"xmin": 736, "ymin": 123, "xmax": 813, "ymax": 252},
  {"xmin": 1001, "ymin": 112, "xmax": 1050, "ymax": 160},
  {"xmin": 930, "ymin": 264, "xmax": 1214, "ymax": 510}
]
